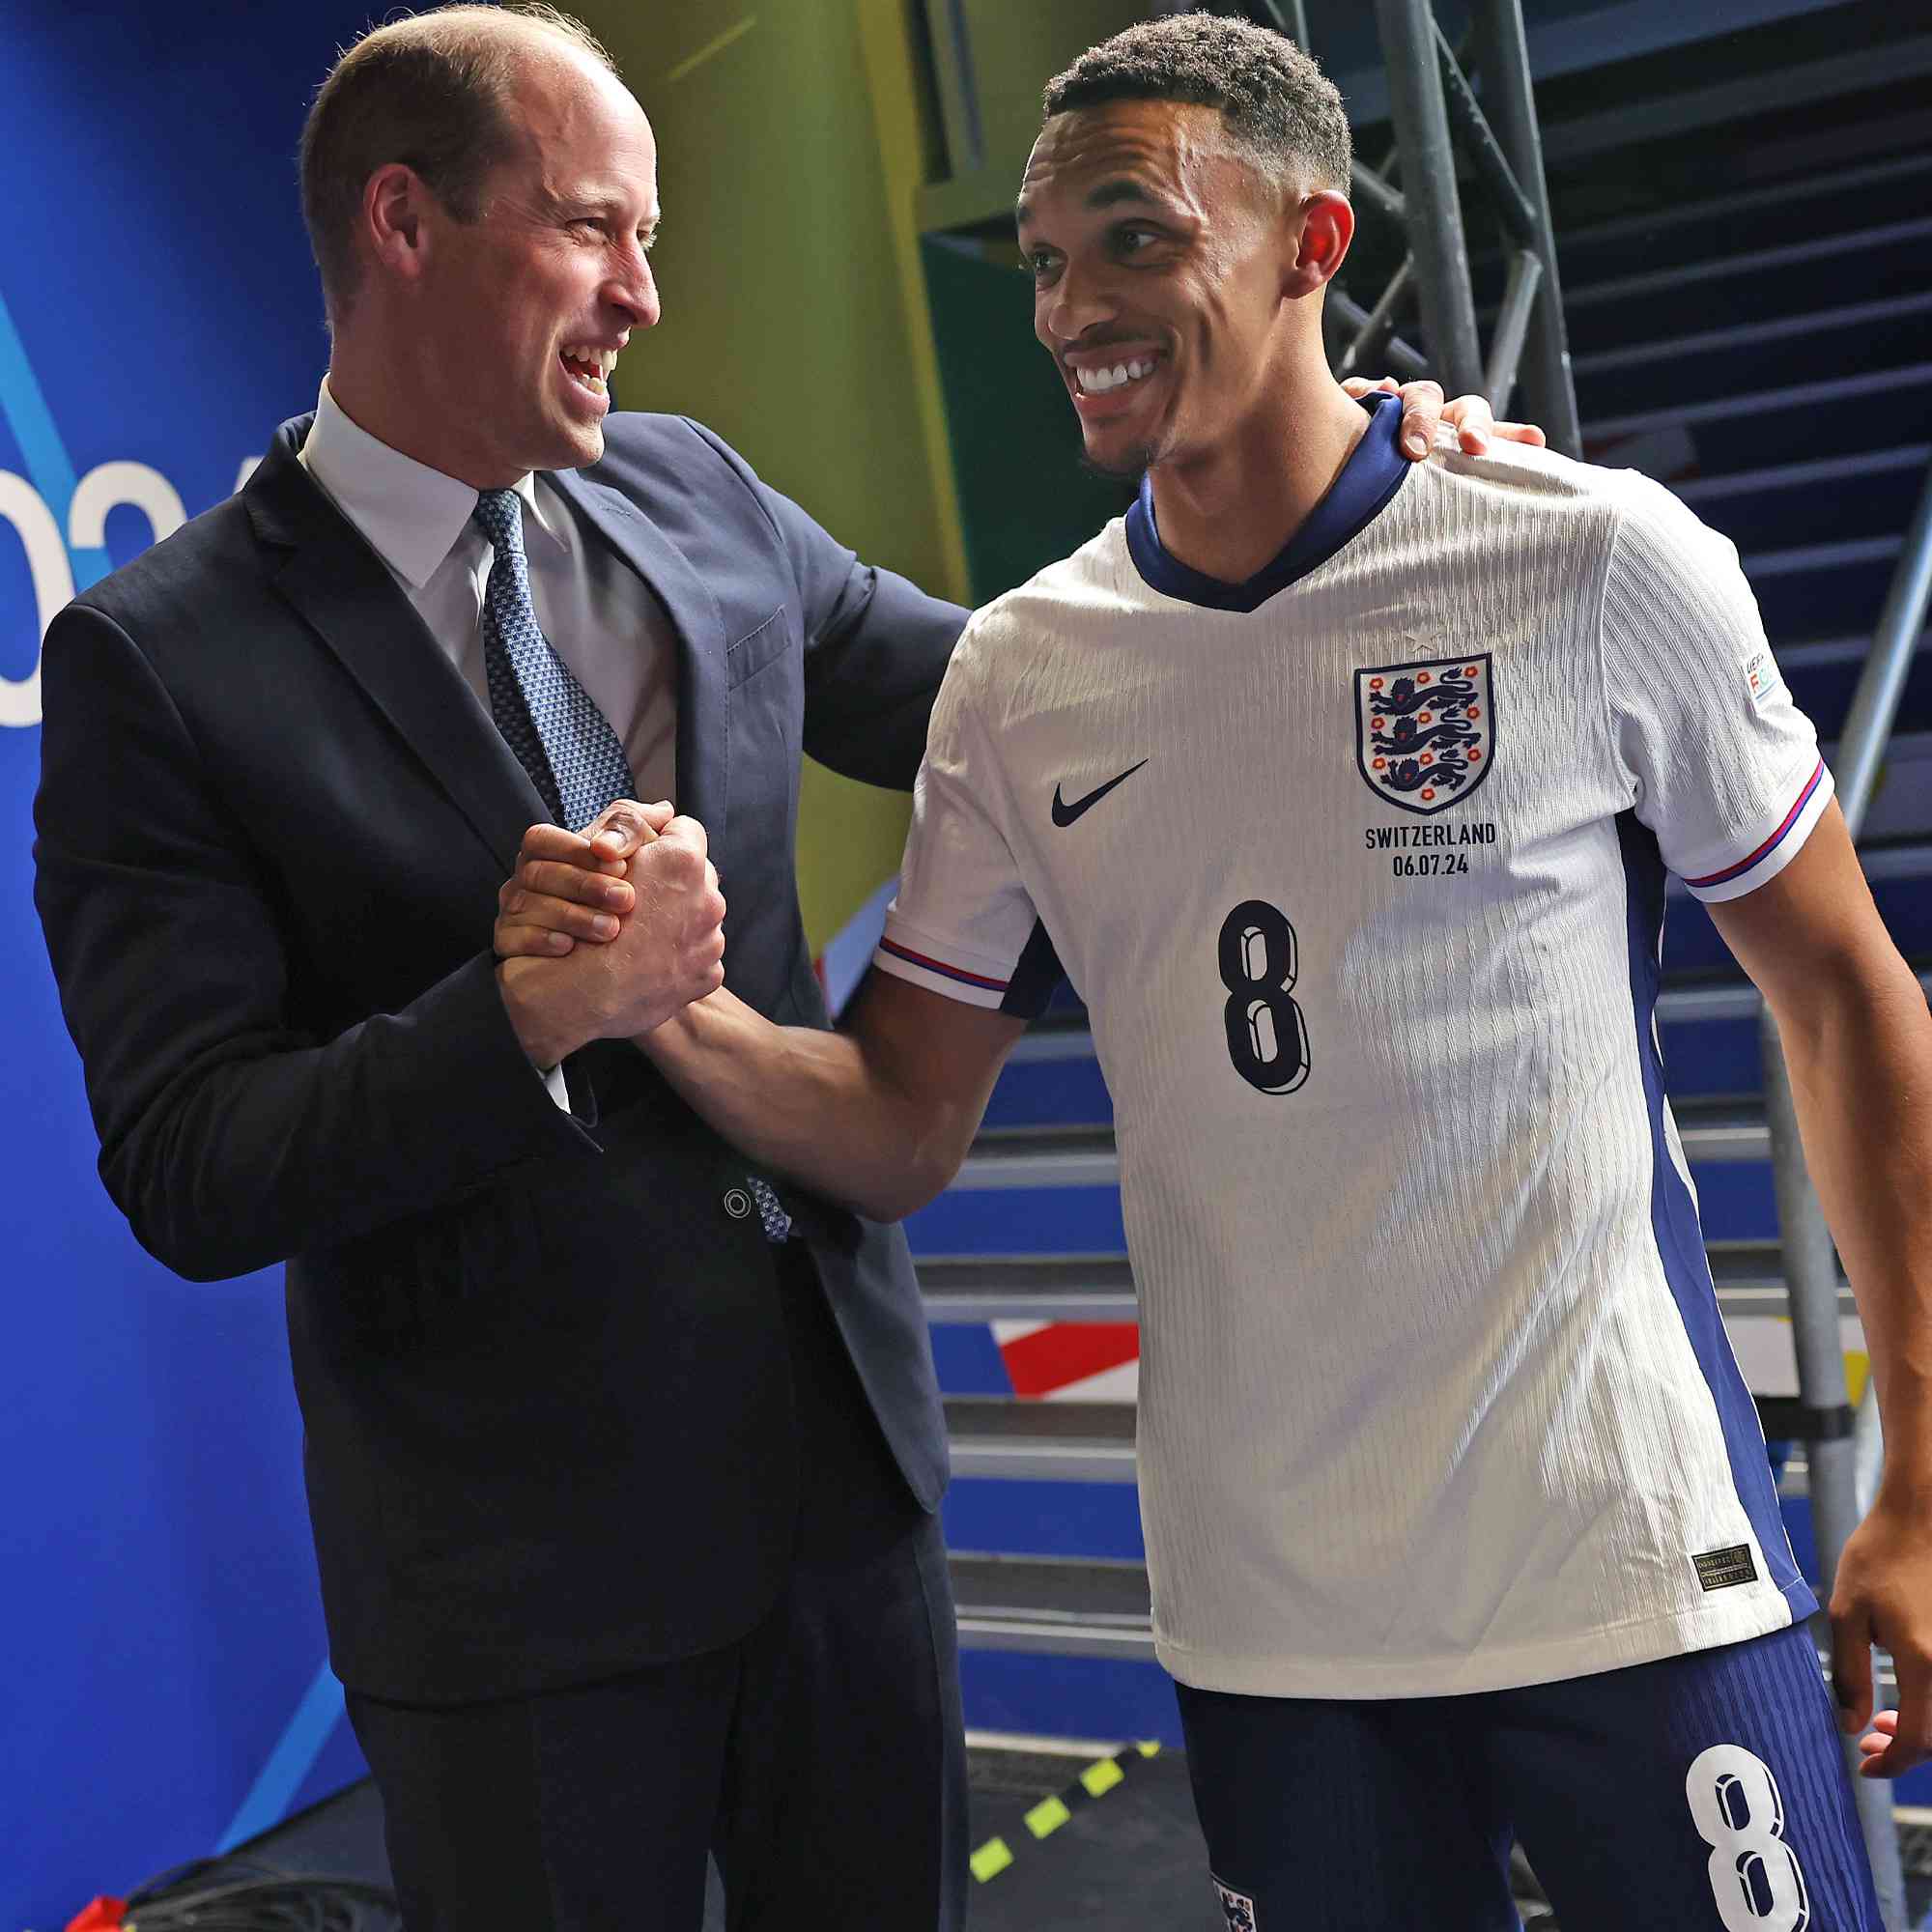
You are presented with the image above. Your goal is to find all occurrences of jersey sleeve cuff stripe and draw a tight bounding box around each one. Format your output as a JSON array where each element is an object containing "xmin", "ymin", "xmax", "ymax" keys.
[
  {"xmin": 875, "ymin": 936, "xmax": 1010, "ymax": 993},
  {"xmin": 1682, "ymin": 758, "xmax": 1832, "ymax": 901}
]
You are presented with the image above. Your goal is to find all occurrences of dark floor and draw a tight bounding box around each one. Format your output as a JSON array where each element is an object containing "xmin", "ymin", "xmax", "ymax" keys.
[
  {"xmin": 237, "ymin": 1748, "xmax": 1221, "ymax": 1929},
  {"xmin": 211, "ymin": 1750, "xmax": 1932, "ymax": 1929}
]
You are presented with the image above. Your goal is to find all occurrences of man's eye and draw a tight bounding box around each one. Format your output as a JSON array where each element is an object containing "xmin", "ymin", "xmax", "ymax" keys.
[
  {"xmin": 1117, "ymin": 227, "xmax": 1158, "ymax": 255},
  {"xmin": 1026, "ymin": 252, "xmax": 1059, "ymax": 279}
]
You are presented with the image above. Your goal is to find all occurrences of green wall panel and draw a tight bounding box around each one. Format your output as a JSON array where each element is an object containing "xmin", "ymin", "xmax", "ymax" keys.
[
  {"xmin": 920, "ymin": 236, "xmax": 1134, "ymax": 604},
  {"xmin": 576, "ymin": 1, "xmax": 961, "ymax": 952}
]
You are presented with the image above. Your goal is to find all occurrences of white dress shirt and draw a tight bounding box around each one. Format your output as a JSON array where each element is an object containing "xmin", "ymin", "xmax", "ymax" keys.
[
  {"xmin": 300, "ymin": 380, "xmax": 679, "ymax": 1106},
  {"xmin": 299, "ymin": 379, "xmax": 678, "ymax": 806}
]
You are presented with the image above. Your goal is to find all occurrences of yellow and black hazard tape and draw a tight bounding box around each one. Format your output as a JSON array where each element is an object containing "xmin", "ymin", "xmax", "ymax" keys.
[{"xmin": 970, "ymin": 1742, "xmax": 1164, "ymax": 1884}]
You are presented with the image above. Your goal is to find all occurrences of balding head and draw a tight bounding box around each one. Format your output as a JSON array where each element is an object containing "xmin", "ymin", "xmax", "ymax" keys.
[{"xmin": 299, "ymin": 3, "xmax": 619, "ymax": 327}]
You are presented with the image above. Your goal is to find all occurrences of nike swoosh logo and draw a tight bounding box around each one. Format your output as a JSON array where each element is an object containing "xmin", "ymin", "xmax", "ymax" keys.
[{"xmin": 1051, "ymin": 759, "xmax": 1148, "ymax": 827}]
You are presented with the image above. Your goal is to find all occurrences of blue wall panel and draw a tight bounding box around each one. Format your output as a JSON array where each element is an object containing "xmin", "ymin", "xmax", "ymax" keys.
[{"xmin": 1, "ymin": 7, "xmax": 381, "ymax": 1922}]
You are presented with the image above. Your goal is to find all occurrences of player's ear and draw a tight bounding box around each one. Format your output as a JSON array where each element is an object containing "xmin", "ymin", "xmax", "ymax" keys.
[{"xmin": 1286, "ymin": 189, "xmax": 1353, "ymax": 298}]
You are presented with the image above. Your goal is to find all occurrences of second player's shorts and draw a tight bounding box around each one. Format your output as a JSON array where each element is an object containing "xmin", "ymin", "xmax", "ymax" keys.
[{"xmin": 1177, "ymin": 1621, "xmax": 1880, "ymax": 1931}]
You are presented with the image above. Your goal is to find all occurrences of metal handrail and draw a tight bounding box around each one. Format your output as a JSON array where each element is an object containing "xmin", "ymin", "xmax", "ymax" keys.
[{"xmin": 1764, "ymin": 450, "xmax": 1932, "ymax": 1930}]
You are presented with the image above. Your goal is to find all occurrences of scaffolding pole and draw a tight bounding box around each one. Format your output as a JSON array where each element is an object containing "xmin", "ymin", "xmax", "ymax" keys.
[
  {"xmin": 1371, "ymin": 0, "xmax": 1483, "ymax": 397},
  {"xmin": 1344, "ymin": 0, "xmax": 1579, "ymax": 452}
]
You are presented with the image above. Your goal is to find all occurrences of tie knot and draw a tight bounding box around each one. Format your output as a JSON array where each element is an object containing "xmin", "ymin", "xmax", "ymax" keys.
[{"xmin": 472, "ymin": 487, "xmax": 525, "ymax": 555}]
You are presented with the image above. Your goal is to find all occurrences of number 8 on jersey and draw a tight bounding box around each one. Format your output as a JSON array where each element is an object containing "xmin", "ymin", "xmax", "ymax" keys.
[{"xmin": 1218, "ymin": 900, "xmax": 1309, "ymax": 1095}]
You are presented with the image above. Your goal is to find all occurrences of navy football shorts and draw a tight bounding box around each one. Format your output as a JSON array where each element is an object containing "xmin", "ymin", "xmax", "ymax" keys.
[{"xmin": 1176, "ymin": 1622, "xmax": 1881, "ymax": 1931}]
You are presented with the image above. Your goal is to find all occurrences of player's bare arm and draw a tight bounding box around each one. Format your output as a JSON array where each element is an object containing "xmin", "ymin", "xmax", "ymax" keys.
[
  {"xmin": 1708, "ymin": 801, "xmax": 1932, "ymax": 1776},
  {"xmin": 640, "ymin": 971, "xmax": 1023, "ymax": 1220}
]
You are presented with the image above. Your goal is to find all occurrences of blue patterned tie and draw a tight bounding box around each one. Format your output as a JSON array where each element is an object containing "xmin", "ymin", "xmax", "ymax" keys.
[
  {"xmin": 471, "ymin": 488, "xmax": 789, "ymax": 1242},
  {"xmin": 472, "ymin": 488, "xmax": 636, "ymax": 833}
]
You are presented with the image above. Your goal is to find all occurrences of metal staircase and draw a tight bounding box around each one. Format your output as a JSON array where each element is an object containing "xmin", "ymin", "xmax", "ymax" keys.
[{"xmin": 907, "ymin": 0, "xmax": 1932, "ymax": 1859}]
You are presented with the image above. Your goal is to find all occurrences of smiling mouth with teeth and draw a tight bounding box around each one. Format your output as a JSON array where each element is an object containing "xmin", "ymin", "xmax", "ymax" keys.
[
  {"xmin": 1075, "ymin": 355, "xmax": 1156, "ymax": 395},
  {"xmin": 559, "ymin": 343, "xmax": 618, "ymax": 395}
]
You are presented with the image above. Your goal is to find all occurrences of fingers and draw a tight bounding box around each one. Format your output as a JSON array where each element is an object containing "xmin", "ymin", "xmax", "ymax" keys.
[
  {"xmin": 630, "ymin": 818, "xmax": 724, "ymax": 939},
  {"xmin": 654, "ymin": 813, "xmax": 711, "ymax": 863},
  {"xmin": 1490, "ymin": 418, "xmax": 1548, "ymax": 449},
  {"xmin": 1340, "ymin": 376, "xmax": 1401, "ymax": 400},
  {"xmin": 516, "ymin": 820, "xmax": 614, "ymax": 874},
  {"xmin": 504, "ymin": 859, "xmax": 634, "ymax": 916},
  {"xmin": 498, "ymin": 858, "xmax": 634, "ymax": 945},
  {"xmin": 1858, "ymin": 1708, "xmax": 1897, "ymax": 1776},
  {"xmin": 1868, "ymin": 1648, "xmax": 1932, "ymax": 1777},
  {"xmin": 496, "ymin": 920, "xmax": 579, "ymax": 960},
  {"xmin": 1831, "ymin": 1602, "xmax": 1876, "ymax": 1741},
  {"xmin": 581, "ymin": 798, "xmax": 674, "ymax": 864},
  {"xmin": 1441, "ymin": 394, "xmax": 1495, "ymax": 454},
  {"xmin": 1392, "ymin": 377, "xmax": 1444, "ymax": 458}
]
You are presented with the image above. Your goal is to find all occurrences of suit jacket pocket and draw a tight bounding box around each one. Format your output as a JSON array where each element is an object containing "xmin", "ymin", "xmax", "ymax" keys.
[{"xmin": 723, "ymin": 607, "xmax": 788, "ymax": 688}]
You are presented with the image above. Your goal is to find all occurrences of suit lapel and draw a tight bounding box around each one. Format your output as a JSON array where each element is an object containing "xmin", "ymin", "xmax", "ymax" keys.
[
  {"xmin": 246, "ymin": 420, "xmax": 734, "ymax": 868},
  {"xmin": 548, "ymin": 465, "xmax": 730, "ymax": 843},
  {"xmin": 249, "ymin": 421, "xmax": 550, "ymax": 874}
]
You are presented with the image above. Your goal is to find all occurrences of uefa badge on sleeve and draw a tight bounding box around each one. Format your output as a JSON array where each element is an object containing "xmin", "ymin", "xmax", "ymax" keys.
[{"xmin": 1355, "ymin": 653, "xmax": 1494, "ymax": 815}]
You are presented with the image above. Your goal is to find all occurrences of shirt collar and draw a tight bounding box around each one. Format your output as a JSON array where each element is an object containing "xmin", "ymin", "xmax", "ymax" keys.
[
  {"xmin": 300, "ymin": 379, "xmax": 568, "ymax": 590},
  {"xmin": 1123, "ymin": 388, "xmax": 1410, "ymax": 613}
]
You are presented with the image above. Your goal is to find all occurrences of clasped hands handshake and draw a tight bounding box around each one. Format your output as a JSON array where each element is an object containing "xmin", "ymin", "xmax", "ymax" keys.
[{"xmin": 493, "ymin": 799, "xmax": 723, "ymax": 1071}]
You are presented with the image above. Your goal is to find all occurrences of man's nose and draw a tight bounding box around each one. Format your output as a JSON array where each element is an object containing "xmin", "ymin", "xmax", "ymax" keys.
[
  {"xmin": 1041, "ymin": 262, "xmax": 1114, "ymax": 341},
  {"xmin": 610, "ymin": 253, "xmax": 660, "ymax": 330}
]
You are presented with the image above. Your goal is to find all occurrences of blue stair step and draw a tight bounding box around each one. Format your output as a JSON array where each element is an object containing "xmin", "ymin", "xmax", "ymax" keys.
[
  {"xmin": 944, "ymin": 1479, "xmax": 1147, "ymax": 1562},
  {"xmin": 1585, "ymin": 365, "xmax": 1932, "ymax": 486},
  {"xmin": 1781, "ymin": 636, "xmax": 1932, "ymax": 743},
  {"xmin": 981, "ymin": 1053, "xmax": 1112, "ymax": 1132},
  {"xmin": 958, "ymin": 1652, "xmax": 1183, "ymax": 1747},
  {"xmin": 1478, "ymin": 154, "xmax": 1932, "ymax": 299},
  {"xmin": 913, "ymin": 1148, "xmax": 1776, "ymax": 1249},
  {"xmin": 907, "ymin": 1184, "xmax": 1126, "ymax": 1257},
  {"xmin": 1572, "ymin": 294, "xmax": 1932, "ymax": 425},
  {"xmin": 1674, "ymin": 446, "xmax": 1928, "ymax": 558},
  {"xmin": 1559, "ymin": 217, "xmax": 1932, "ymax": 355}
]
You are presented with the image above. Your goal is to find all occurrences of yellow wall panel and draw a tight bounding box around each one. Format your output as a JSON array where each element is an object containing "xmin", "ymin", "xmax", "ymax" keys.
[{"xmin": 578, "ymin": 1, "xmax": 968, "ymax": 952}]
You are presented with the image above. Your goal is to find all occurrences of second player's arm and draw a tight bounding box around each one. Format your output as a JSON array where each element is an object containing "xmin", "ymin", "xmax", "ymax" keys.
[
  {"xmin": 1707, "ymin": 802, "xmax": 1932, "ymax": 1772},
  {"xmin": 640, "ymin": 970, "xmax": 1026, "ymax": 1221}
]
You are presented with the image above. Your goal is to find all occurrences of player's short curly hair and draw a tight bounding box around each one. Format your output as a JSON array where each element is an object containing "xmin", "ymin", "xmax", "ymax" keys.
[{"xmin": 1042, "ymin": 12, "xmax": 1351, "ymax": 196}]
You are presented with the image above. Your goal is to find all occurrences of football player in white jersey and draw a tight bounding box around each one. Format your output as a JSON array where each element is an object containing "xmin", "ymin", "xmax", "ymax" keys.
[{"xmin": 493, "ymin": 14, "xmax": 1932, "ymax": 1928}]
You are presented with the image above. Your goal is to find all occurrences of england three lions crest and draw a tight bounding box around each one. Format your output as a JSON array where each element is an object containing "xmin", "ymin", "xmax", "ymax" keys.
[{"xmin": 1355, "ymin": 653, "xmax": 1494, "ymax": 815}]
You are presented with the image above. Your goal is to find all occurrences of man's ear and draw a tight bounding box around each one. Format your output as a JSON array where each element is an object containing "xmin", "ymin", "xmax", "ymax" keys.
[
  {"xmin": 363, "ymin": 162, "xmax": 436, "ymax": 285},
  {"xmin": 1285, "ymin": 189, "xmax": 1353, "ymax": 298}
]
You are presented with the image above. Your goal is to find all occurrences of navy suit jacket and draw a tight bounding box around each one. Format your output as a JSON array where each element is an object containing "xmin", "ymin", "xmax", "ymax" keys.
[{"xmin": 34, "ymin": 411, "xmax": 968, "ymax": 1702}]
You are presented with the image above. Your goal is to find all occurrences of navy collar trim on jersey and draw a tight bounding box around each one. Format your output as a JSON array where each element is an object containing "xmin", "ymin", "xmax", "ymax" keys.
[{"xmin": 1124, "ymin": 388, "xmax": 1411, "ymax": 612}]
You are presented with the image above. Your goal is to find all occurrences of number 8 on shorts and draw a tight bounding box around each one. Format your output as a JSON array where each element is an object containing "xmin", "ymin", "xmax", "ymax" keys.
[{"xmin": 1686, "ymin": 1744, "xmax": 1810, "ymax": 1931}]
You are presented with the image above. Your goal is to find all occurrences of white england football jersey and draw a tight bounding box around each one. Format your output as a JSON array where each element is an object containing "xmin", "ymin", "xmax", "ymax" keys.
[{"xmin": 875, "ymin": 393, "xmax": 1832, "ymax": 1698}]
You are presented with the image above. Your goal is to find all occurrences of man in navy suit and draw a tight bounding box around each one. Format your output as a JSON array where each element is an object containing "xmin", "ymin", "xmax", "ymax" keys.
[{"xmin": 32, "ymin": 5, "xmax": 1496, "ymax": 1926}]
